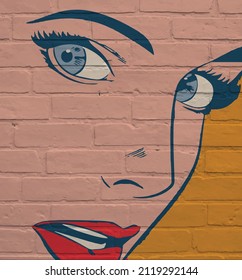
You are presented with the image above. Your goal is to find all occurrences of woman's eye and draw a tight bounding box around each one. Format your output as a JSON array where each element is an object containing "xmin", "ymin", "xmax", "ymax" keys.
[
  {"xmin": 175, "ymin": 73, "xmax": 213, "ymax": 109},
  {"xmin": 50, "ymin": 43, "xmax": 111, "ymax": 81}
]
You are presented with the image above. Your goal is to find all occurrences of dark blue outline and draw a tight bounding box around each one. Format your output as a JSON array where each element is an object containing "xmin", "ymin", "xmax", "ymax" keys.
[
  {"xmin": 27, "ymin": 10, "xmax": 154, "ymax": 55},
  {"xmin": 113, "ymin": 179, "xmax": 144, "ymax": 189}
]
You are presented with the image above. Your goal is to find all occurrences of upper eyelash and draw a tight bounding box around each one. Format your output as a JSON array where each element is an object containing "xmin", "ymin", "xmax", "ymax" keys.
[{"xmin": 32, "ymin": 31, "xmax": 126, "ymax": 64}]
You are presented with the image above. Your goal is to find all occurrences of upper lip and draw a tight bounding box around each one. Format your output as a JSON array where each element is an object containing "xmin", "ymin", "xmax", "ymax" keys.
[{"xmin": 113, "ymin": 179, "xmax": 144, "ymax": 189}]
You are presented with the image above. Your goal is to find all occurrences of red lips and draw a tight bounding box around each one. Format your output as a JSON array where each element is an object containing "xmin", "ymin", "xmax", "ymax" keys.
[{"xmin": 33, "ymin": 221, "xmax": 140, "ymax": 260}]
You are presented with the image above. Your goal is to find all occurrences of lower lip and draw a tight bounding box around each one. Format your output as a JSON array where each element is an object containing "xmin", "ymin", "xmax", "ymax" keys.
[{"xmin": 33, "ymin": 221, "xmax": 140, "ymax": 260}]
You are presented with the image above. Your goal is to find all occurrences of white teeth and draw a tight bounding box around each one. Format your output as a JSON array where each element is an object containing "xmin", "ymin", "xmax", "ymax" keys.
[
  {"xmin": 63, "ymin": 224, "xmax": 108, "ymax": 239},
  {"xmin": 56, "ymin": 231, "xmax": 106, "ymax": 250}
]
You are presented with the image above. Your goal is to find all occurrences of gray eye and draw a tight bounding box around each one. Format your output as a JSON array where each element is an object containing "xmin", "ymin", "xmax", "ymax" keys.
[
  {"xmin": 176, "ymin": 74, "xmax": 198, "ymax": 103},
  {"xmin": 54, "ymin": 44, "xmax": 86, "ymax": 75},
  {"xmin": 176, "ymin": 73, "xmax": 214, "ymax": 109}
]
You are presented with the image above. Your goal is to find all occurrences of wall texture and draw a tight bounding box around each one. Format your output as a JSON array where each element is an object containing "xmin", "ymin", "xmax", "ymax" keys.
[{"xmin": 0, "ymin": 0, "xmax": 242, "ymax": 260}]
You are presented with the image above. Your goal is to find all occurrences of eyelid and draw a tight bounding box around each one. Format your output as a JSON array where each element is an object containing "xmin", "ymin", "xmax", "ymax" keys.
[{"xmin": 31, "ymin": 31, "xmax": 126, "ymax": 64}]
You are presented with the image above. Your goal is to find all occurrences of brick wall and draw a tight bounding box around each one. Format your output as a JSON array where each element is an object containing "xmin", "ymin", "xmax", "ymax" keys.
[{"xmin": 0, "ymin": 0, "xmax": 242, "ymax": 260}]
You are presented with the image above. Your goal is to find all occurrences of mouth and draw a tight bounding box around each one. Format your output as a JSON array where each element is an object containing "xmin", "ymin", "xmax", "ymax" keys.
[{"xmin": 33, "ymin": 220, "xmax": 140, "ymax": 260}]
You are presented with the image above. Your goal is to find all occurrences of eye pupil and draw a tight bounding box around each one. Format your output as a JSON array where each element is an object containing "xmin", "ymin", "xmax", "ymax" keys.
[{"xmin": 61, "ymin": 50, "xmax": 73, "ymax": 63}]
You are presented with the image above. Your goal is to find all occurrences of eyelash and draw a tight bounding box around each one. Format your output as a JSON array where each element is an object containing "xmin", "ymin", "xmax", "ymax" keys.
[{"xmin": 31, "ymin": 31, "xmax": 125, "ymax": 84}]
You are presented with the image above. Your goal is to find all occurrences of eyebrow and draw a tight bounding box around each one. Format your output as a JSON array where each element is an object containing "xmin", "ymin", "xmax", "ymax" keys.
[{"xmin": 28, "ymin": 10, "xmax": 154, "ymax": 54}]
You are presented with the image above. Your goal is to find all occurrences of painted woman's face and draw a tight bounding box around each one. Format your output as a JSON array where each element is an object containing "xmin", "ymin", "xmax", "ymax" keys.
[{"xmin": 5, "ymin": 8, "xmax": 241, "ymax": 260}]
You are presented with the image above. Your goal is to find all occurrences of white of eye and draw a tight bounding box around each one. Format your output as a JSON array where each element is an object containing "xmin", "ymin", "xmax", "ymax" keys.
[
  {"xmin": 183, "ymin": 74, "xmax": 214, "ymax": 108},
  {"xmin": 76, "ymin": 47, "xmax": 110, "ymax": 80}
]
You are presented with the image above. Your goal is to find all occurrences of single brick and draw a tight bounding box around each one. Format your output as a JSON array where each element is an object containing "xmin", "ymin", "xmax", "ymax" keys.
[
  {"xmin": 205, "ymin": 150, "xmax": 242, "ymax": 173},
  {"xmin": 51, "ymin": 204, "xmax": 129, "ymax": 225},
  {"xmin": 15, "ymin": 124, "xmax": 93, "ymax": 148},
  {"xmin": 157, "ymin": 204, "xmax": 207, "ymax": 227},
  {"xmin": 0, "ymin": 151, "xmax": 42, "ymax": 173},
  {"xmin": 203, "ymin": 124, "xmax": 242, "ymax": 147},
  {"xmin": 0, "ymin": 17, "xmax": 11, "ymax": 39},
  {"xmin": 47, "ymin": 150, "xmax": 123, "ymax": 174},
  {"xmin": 132, "ymin": 43, "xmax": 209, "ymax": 67},
  {"xmin": 183, "ymin": 177, "xmax": 242, "ymax": 201},
  {"xmin": 93, "ymin": 16, "xmax": 170, "ymax": 40},
  {"xmin": 134, "ymin": 229, "xmax": 191, "ymax": 253},
  {"xmin": 140, "ymin": 0, "xmax": 213, "ymax": 12},
  {"xmin": 132, "ymin": 96, "xmax": 202, "ymax": 120},
  {"xmin": 194, "ymin": 229, "xmax": 242, "ymax": 252},
  {"xmin": 52, "ymin": 96, "xmax": 131, "ymax": 119},
  {"xmin": 0, "ymin": 43, "xmax": 45, "ymax": 67},
  {"xmin": 0, "ymin": 123, "xmax": 13, "ymax": 147},
  {"xmin": 173, "ymin": 18, "xmax": 242, "ymax": 39},
  {"xmin": 0, "ymin": 178, "xmax": 21, "ymax": 201},
  {"xmin": 22, "ymin": 177, "xmax": 99, "ymax": 201},
  {"xmin": 0, "ymin": 204, "xmax": 50, "ymax": 226},
  {"xmin": 0, "ymin": 70, "xmax": 31, "ymax": 93},
  {"xmin": 208, "ymin": 204, "xmax": 242, "ymax": 226},
  {"xmin": 210, "ymin": 94, "xmax": 242, "ymax": 121},
  {"xmin": 95, "ymin": 124, "xmax": 169, "ymax": 146},
  {"xmin": 59, "ymin": 0, "xmax": 139, "ymax": 13},
  {"xmin": 0, "ymin": 229, "xmax": 34, "ymax": 253},
  {"xmin": 0, "ymin": 0, "xmax": 51, "ymax": 13},
  {"xmin": 126, "ymin": 150, "xmax": 197, "ymax": 174},
  {"xmin": 111, "ymin": 69, "xmax": 185, "ymax": 93},
  {"xmin": 33, "ymin": 69, "xmax": 109, "ymax": 93},
  {"xmin": 0, "ymin": 97, "xmax": 50, "ymax": 120},
  {"xmin": 218, "ymin": 0, "xmax": 242, "ymax": 13}
]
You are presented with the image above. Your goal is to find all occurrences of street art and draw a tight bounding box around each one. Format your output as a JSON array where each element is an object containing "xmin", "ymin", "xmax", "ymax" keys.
[
  {"xmin": 25, "ymin": 10, "xmax": 242, "ymax": 259},
  {"xmin": 7, "ymin": 10, "xmax": 242, "ymax": 260}
]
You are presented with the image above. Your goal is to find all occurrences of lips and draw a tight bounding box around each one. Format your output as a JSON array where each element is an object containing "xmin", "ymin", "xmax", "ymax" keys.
[{"xmin": 33, "ymin": 221, "xmax": 140, "ymax": 260}]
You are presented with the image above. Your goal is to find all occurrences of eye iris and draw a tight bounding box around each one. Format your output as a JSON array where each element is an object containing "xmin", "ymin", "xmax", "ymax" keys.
[
  {"xmin": 175, "ymin": 73, "xmax": 198, "ymax": 102},
  {"xmin": 53, "ymin": 44, "xmax": 86, "ymax": 75},
  {"xmin": 61, "ymin": 49, "xmax": 73, "ymax": 63}
]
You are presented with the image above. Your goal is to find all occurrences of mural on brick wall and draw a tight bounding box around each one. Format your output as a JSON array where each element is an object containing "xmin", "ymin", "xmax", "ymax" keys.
[{"xmin": 19, "ymin": 10, "xmax": 241, "ymax": 260}]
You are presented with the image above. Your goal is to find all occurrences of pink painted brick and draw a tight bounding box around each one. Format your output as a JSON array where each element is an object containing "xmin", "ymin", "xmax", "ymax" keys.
[
  {"xmin": 33, "ymin": 69, "xmax": 109, "ymax": 93},
  {"xmin": 0, "ymin": 123, "xmax": 13, "ymax": 147},
  {"xmin": 111, "ymin": 69, "xmax": 185, "ymax": 93},
  {"xmin": 13, "ymin": 16, "xmax": 92, "ymax": 40},
  {"xmin": 0, "ymin": 43, "xmax": 45, "ymax": 67},
  {"xmin": 140, "ymin": 0, "xmax": 213, "ymax": 12},
  {"xmin": 0, "ymin": 229, "xmax": 34, "ymax": 253},
  {"xmin": 59, "ymin": 0, "xmax": 139, "ymax": 13},
  {"xmin": 0, "ymin": 0, "xmax": 51, "ymax": 13},
  {"xmin": 0, "ymin": 178, "xmax": 21, "ymax": 201},
  {"xmin": 218, "ymin": 0, "xmax": 242, "ymax": 13},
  {"xmin": 173, "ymin": 18, "xmax": 242, "ymax": 39},
  {"xmin": 0, "ymin": 97, "xmax": 50, "ymax": 119},
  {"xmin": 0, "ymin": 70, "xmax": 31, "ymax": 93},
  {"xmin": 126, "ymin": 150, "xmax": 197, "ymax": 173},
  {"xmin": 47, "ymin": 151, "xmax": 123, "ymax": 174},
  {"xmin": 95, "ymin": 124, "xmax": 169, "ymax": 146},
  {"xmin": 0, "ymin": 204, "xmax": 50, "ymax": 226},
  {"xmin": 132, "ymin": 97, "xmax": 202, "ymax": 120},
  {"xmin": 126, "ymin": 150, "xmax": 171, "ymax": 173},
  {"xmin": 51, "ymin": 204, "xmax": 129, "ymax": 225},
  {"xmin": 0, "ymin": 17, "xmax": 11, "ymax": 39},
  {"xmin": 132, "ymin": 43, "xmax": 209, "ymax": 67},
  {"xmin": 0, "ymin": 151, "xmax": 42, "ymax": 173},
  {"xmin": 93, "ymin": 17, "xmax": 170, "ymax": 40},
  {"xmin": 52, "ymin": 96, "xmax": 131, "ymax": 119},
  {"xmin": 15, "ymin": 124, "xmax": 93, "ymax": 148},
  {"xmin": 22, "ymin": 177, "xmax": 99, "ymax": 201}
]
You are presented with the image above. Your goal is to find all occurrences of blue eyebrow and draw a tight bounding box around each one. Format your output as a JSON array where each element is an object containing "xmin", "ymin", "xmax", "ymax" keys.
[{"xmin": 27, "ymin": 10, "xmax": 154, "ymax": 55}]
